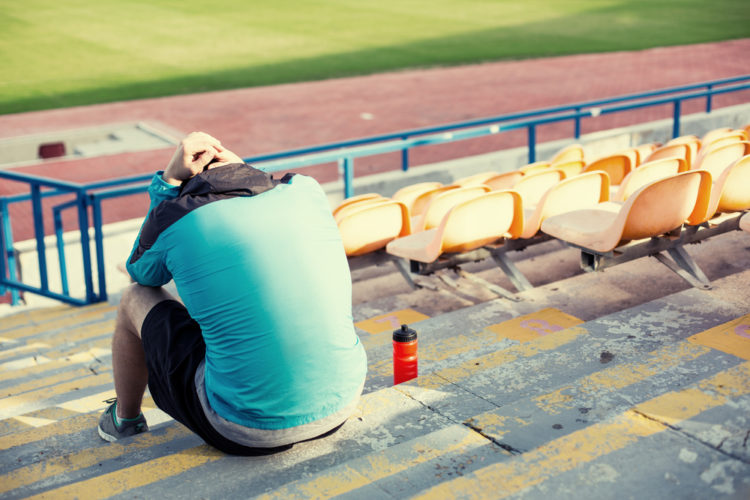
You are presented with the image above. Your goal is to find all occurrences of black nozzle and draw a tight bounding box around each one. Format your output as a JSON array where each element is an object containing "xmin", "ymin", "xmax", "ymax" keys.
[{"xmin": 393, "ymin": 324, "xmax": 417, "ymax": 342}]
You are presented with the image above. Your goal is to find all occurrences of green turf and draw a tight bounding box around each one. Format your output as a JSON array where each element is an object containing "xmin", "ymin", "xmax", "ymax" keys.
[{"xmin": 1, "ymin": 0, "xmax": 748, "ymax": 114}]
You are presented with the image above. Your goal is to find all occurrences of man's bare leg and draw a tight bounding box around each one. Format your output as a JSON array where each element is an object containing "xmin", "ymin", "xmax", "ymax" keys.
[{"xmin": 112, "ymin": 284, "xmax": 176, "ymax": 419}]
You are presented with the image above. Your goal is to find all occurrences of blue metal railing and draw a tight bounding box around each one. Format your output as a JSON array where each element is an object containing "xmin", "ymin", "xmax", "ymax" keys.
[{"xmin": 1, "ymin": 75, "xmax": 749, "ymax": 306}]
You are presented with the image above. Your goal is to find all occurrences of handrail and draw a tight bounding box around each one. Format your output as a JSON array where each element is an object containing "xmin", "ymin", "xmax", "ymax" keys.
[{"xmin": 1, "ymin": 75, "xmax": 749, "ymax": 306}]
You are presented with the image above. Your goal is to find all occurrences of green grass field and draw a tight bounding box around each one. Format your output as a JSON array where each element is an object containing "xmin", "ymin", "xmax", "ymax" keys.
[{"xmin": 1, "ymin": 0, "xmax": 748, "ymax": 115}]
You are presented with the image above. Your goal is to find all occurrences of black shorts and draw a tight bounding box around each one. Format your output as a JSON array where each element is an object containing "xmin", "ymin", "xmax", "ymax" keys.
[{"xmin": 141, "ymin": 299, "xmax": 294, "ymax": 456}]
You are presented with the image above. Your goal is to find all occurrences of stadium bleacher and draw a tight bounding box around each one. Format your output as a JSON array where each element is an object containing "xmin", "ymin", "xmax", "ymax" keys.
[{"xmin": 2, "ymin": 123, "xmax": 750, "ymax": 498}]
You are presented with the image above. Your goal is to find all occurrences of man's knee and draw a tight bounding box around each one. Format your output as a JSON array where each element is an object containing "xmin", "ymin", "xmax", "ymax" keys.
[{"xmin": 118, "ymin": 284, "xmax": 174, "ymax": 336}]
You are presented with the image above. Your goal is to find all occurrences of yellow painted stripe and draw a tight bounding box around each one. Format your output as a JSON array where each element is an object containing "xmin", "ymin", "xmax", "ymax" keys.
[
  {"xmin": 405, "ymin": 326, "xmax": 588, "ymax": 391},
  {"xmin": 0, "ymin": 373, "xmax": 112, "ymax": 419},
  {"xmin": 4, "ymin": 365, "xmax": 112, "ymax": 398},
  {"xmin": 0, "ymin": 347, "xmax": 111, "ymax": 385},
  {"xmin": 258, "ymin": 427, "xmax": 493, "ymax": 500},
  {"xmin": 533, "ymin": 341, "xmax": 710, "ymax": 415},
  {"xmin": 12, "ymin": 415, "xmax": 57, "ymax": 428},
  {"xmin": 0, "ymin": 424, "xmax": 192, "ymax": 495},
  {"xmin": 485, "ymin": 308, "xmax": 583, "ymax": 343},
  {"xmin": 1, "ymin": 304, "xmax": 116, "ymax": 340},
  {"xmin": 0, "ymin": 355, "xmax": 52, "ymax": 373},
  {"xmin": 415, "ymin": 361, "xmax": 750, "ymax": 499},
  {"xmin": 0, "ymin": 342, "xmax": 50, "ymax": 362},
  {"xmin": 26, "ymin": 445, "xmax": 225, "ymax": 500},
  {"xmin": 355, "ymin": 309, "xmax": 429, "ymax": 335},
  {"xmin": 0, "ymin": 304, "xmax": 79, "ymax": 332},
  {"xmin": 40, "ymin": 337, "xmax": 111, "ymax": 361},
  {"xmin": 23, "ymin": 321, "xmax": 113, "ymax": 348},
  {"xmin": 688, "ymin": 313, "xmax": 750, "ymax": 361}
]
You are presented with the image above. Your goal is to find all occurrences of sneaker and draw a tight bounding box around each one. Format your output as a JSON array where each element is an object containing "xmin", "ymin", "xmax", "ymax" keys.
[{"xmin": 98, "ymin": 399, "xmax": 149, "ymax": 442}]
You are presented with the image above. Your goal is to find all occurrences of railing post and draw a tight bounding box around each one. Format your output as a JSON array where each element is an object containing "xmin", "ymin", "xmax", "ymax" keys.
[
  {"xmin": 527, "ymin": 125, "xmax": 537, "ymax": 163},
  {"xmin": 92, "ymin": 196, "xmax": 107, "ymax": 302},
  {"xmin": 31, "ymin": 184, "xmax": 49, "ymax": 292},
  {"xmin": 53, "ymin": 206, "xmax": 70, "ymax": 296},
  {"xmin": 672, "ymin": 100, "xmax": 681, "ymax": 138},
  {"xmin": 342, "ymin": 157, "xmax": 354, "ymax": 199},
  {"xmin": 574, "ymin": 106, "xmax": 582, "ymax": 139},
  {"xmin": 401, "ymin": 136, "xmax": 409, "ymax": 171},
  {"xmin": 76, "ymin": 191, "xmax": 96, "ymax": 304},
  {"xmin": 706, "ymin": 84, "xmax": 713, "ymax": 113},
  {"xmin": 0, "ymin": 199, "xmax": 21, "ymax": 305}
]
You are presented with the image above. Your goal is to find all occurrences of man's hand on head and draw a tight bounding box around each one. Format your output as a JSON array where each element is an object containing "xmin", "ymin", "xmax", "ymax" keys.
[{"xmin": 162, "ymin": 132, "xmax": 224, "ymax": 186}]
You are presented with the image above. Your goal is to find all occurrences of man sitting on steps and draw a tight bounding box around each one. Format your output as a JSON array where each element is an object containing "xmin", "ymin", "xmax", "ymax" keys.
[{"xmin": 98, "ymin": 132, "xmax": 367, "ymax": 455}]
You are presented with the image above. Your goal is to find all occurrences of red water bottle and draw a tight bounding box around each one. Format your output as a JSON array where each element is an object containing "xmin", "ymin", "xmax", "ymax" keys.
[{"xmin": 393, "ymin": 324, "xmax": 418, "ymax": 385}]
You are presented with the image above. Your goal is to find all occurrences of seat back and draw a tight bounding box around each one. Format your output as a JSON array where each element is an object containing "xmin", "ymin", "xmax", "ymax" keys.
[
  {"xmin": 633, "ymin": 143, "xmax": 660, "ymax": 165},
  {"xmin": 332, "ymin": 193, "xmax": 383, "ymax": 219},
  {"xmin": 582, "ymin": 153, "xmax": 633, "ymax": 185},
  {"xmin": 707, "ymin": 154, "xmax": 750, "ymax": 218},
  {"xmin": 411, "ymin": 185, "xmax": 458, "ymax": 216},
  {"xmin": 518, "ymin": 161, "xmax": 551, "ymax": 175},
  {"xmin": 521, "ymin": 171, "xmax": 610, "ymax": 239},
  {"xmin": 513, "ymin": 169, "xmax": 564, "ymax": 207},
  {"xmin": 484, "ymin": 170, "xmax": 524, "ymax": 191},
  {"xmin": 618, "ymin": 171, "xmax": 711, "ymax": 241},
  {"xmin": 700, "ymin": 130, "xmax": 747, "ymax": 153},
  {"xmin": 701, "ymin": 127, "xmax": 733, "ymax": 145},
  {"xmin": 692, "ymin": 141, "xmax": 750, "ymax": 178},
  {"xmin": 422, "ymin": 185, "xmax": 490, "ymax": 230},
  {"xmin": 550, "ymin": 144, "xmax": 584, "ymax": 164},
  {"xmin": 392, "ymin": 182, "xmax": 443, "ymax": 213},
  {"xmin": 613, "ymin": 157, "xmax": 684, "ymax": 202},
  {"xmin": 453, "ymin": 171, "xmax": 500, "ymax": 187},
  {"xmin": 644, "ymin": 143, "xmax": 692, "ymax": 169},
  {"xmin": 551, "ymin": 160, "xmax": 585, "ymax": 178},
  {"xmin": 337, "ymin": 200, "xmax": 410, "ymax": 256},
  {"xmin": 440, "ymin": 190, "xmax": 523, "ymax": 253}
]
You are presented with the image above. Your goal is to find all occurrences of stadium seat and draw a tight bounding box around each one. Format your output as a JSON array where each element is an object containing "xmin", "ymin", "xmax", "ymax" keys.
[
  {"xmin": 581, "ymin": 153, "xmax": 633, "ymax": 185},
  {"xmin": 386, "ymin": 190, "xmax": 523, "ymax": 264},
  {"xmin": 633, "ymin": 142, "xmax": 660, "ymax": 165},
  {"xmin": 519, "ymin": 171, "xmax": 610, "ymax": 239},
  {"xmin": 412, "ymin": 185, "xmax": 490, "ymax": 232},
  {"xmin": 333, "ymin": 193, "xmax": 384, "ymax": 218},
  {"xmin": 513, "ymin": 169, "xmax": 565, "ymax": 207},
  {"xmin": 666, "ymin": 135, "xmax": 700, "ymax": 166},
  {"xmin": 337, "ymin": 199, "xmax": 411, "ymax": 257},
  {"xmin": 699, "ymin": 129, "xmax": 748, "ymax": 152},
  {"xmin": 410, "ymin": 185, "xmax": 459, "ymax": 216},
  {"xmin": 483, "ymin": 170, "xmax": 524, "ymax": 190},
  {"xmin": 549, "ymin": 143, "xmax": 584, "ymax": 164},
  {"xmin": 518, "ymin": 161, "xmax": 551, "ymax": 175},
  {"xmin": 615, "ymin": 148, "xmax": 640, "ymax": 169},
  {"xmin": 392, "ymin": 182, "xmax": 444, "ymax": 213},
  {"xmin": 541, "ymin": 170, "xmax": 711, "ymax": 253},
  {"xmin": 612, "ymin": 157, "xmax": 685, "ymax": 202},
  {"xmin": 701, "ymin": 127, "xmax": 733, "ymax": 145},
  {"xmin": 692, "ymin": 141, "xmax": 750, "ymax": 178},
  {"xmin": 643, "ymin": 143, "xmax": 692, "ymax": 169},
  {"xmin": 453, "ymin": 171, "xmax": 502, "ymax": 187},
  {"xmin": 550, "ymin": 159, "xmax": 585, "ymax": 178},
  {"xmin": 702, "ymin": 154, "xmax": 750, "ymax": 221}
]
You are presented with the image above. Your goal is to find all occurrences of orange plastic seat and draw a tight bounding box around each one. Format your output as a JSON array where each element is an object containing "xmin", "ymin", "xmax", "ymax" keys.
[
  {"xmin": 484, "ymin": 170, "xmax": 524, "ymax": 191},
  {"xmin": 332, "ymin": 193, "xmax": 384, "ymax": 218},
  {"xmin": 644, "ymin": 143, "xmax": 692, "ymax": 169},
  {"xmin": 413, "ymin": 185, "xmax": 490, "ymax": 232},
  {"xmin": 701, "ymin": 154, "xmax": 750, "ymax": 221},
  {"xmin": 337, "ymin": 199, "xmax": 411, "ymax": 257},
  {"xmin": 581, "ymin": 153, "xmax": 633, "ymax": 185},
  {"xmin": 513, "ymin": 169, "xmax": 565, "ymax": 208},
  {"xmin": 615, "ymin": 148, "xmax": 640, "ymax": 169},
  {"xmin": 453, "ymin": 171, "xmax": 501, "ymax": 187},
  {"xmin": 613, "ymin": 157, "xmax": 685, "ymax": 202},
  {"xmin": 692, "ymin": 141, "xmax": 750, "ymax": 178},
  {"xmin": 701, "ymin": 127, "xmax": 733, "ymax": 145},
  {"xmin": 541, "ymin": 171, "xmax": 712, "ymax": 253},
  {"xmin": 633, "ymin": 143, "xmax": 660, "ymax": 165},
  {"xmin": 666, "ymin": 136, "xmax": 700, "ymax": 166},
  {"xmin": 392, "ymin": 182, "xmax": 443, "ymax": 213},
  {"xmin": 410, "ymin": 185, "xmax": 459, "ymax": 216},
  {"xmin": 699, "ymin": 130, "xmax": 748, "ymax": 153},
  {"xmin": 386, "ymin": 190, "xmax": 523, "ymax": 263},
  {"xmin": 520, "ymin": 171, "xmax": 609, "ymax": 239},
  {"xmin": 550, "ymin": 160, "xmax": 585, "ymax": 178},
  {"xmin": 518, "ymin": 161, "xmax": 551, "ymax": 175},
  {"xmin": 550, "ymin": 144, "xmax": 584, "ymax": 164}
]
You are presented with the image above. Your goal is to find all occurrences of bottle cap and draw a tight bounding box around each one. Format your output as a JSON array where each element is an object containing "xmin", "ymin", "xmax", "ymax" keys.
[{"xmin": 393, "ymin": 324, "xmax": 417, "ymax": 342}]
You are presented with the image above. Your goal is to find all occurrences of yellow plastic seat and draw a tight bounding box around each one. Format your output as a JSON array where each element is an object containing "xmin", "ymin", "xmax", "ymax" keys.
[
  {"xmin": 613, "ymin": 157, "xmax": 685, "ymax": 202},
  {"xmin": 332, "ymin": 193, "xmax": 384, "ymax": 218},
  {"xmin": 337, "ymin": 199, "xmax": 411, "ymax": 257},
  {"xmin": 513, "ymin": 169, "xmax": 565, "ymax": 208},
  {"xmin": 691, "ymin": 141, "xmax": 750, "ymax": 178},
  {"xmin": 666, "ymin": 135, "xmax": 700, "ymax": 167},
  {"xmin": 410, "ymin": 185, "xmax": 459, "ymax": 216},
  {"xmin": 699, "ymin": 130, "xmax": 748, "ymax": 153},
  {"xmin": 550, "ymin": 160, "xmax": 585, "ymax": 178},
  {"xmin": 453, "ymin": 171, "xmax": 500, "ymax": 187},
  {"xmin": 633, "ymin": 143, "xmax": 660, "ymax": 165},
  {"xmin": 541, "ymin": 171, "xmax": 712, "ymax": 253},
  {"xmin": 701, "ymin": 154, "xmax": 750, "ymax": 221},
  {"xmin": 643, "ymin": 143, "xmax": 693, "ymax": 170},
  {"xmin": 550, "ymin": 144, "xmax": 584, "ymax": 164},
  {"xmin": 413, "ymin": 185, "xmax": 490, "ymax": 232},
  {"xmin": 701, "ymin": 127, "xmax": 733, "ymax": 145},
  {"xmin": 615, "ymin": 148, "xmax": 640, "ymax": 169},
  {"xmin": 392, "ymin": 182, "xmax": 443, "ymax": 214},
  {"xmin": 581, "ymin": 153, "xmax": 633, "ymax": 185},
  {"xmin": 520, "ymin": 171, "xmax": 609, "ymax": 239},
  {"xmin": 484, "ymin": 170, "xmax": 524, "ymax": 191},
  {"xmin": 518, "ymin": 161, "xmax": 551, "ymax": 175},
  {"xmin": 386, "ymin": 190, "xmax": 523, "ymax": 263}
]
